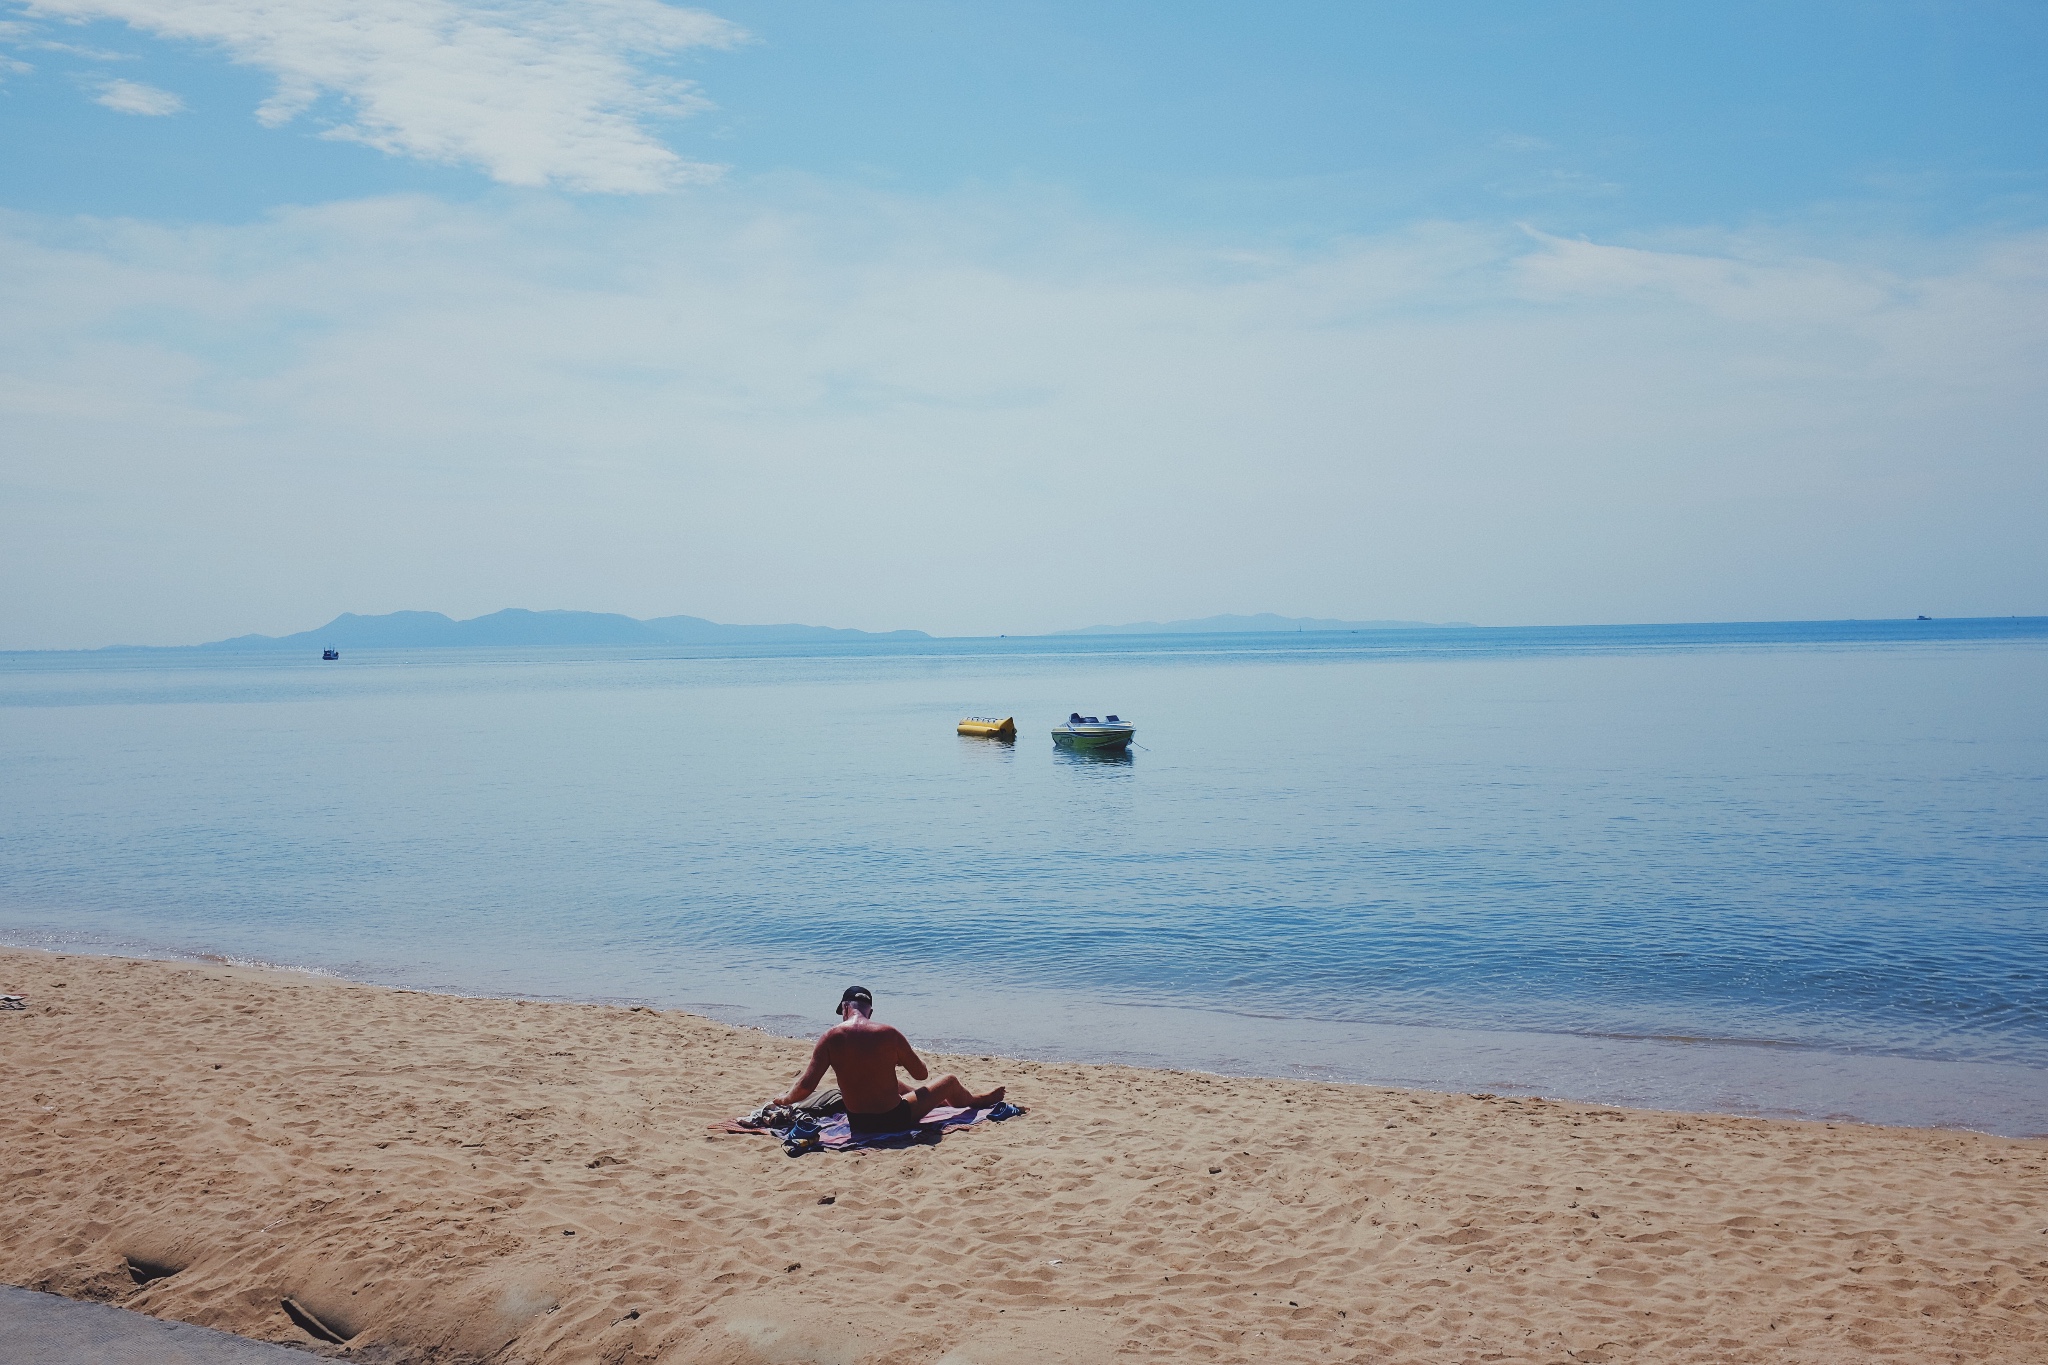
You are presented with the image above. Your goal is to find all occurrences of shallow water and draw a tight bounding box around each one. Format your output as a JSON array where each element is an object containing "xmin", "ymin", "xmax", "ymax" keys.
[{"xmin": 4, "ymin": 621, "xmax": 2045, "ymax": 1132}]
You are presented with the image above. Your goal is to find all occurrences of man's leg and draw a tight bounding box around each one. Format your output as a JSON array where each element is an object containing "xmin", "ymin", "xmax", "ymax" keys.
[{"xmin": 908, "ymin": 1074, "xmax": 1005, "ymax": 1117}]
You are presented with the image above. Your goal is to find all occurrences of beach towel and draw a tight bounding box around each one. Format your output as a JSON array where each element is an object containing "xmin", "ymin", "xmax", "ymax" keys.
[
  {"xmin": 733, "ymin": 1087, "xmax": 846, "ymax": 1133},
  {"xmin": 712, "ymin": 1101, "xmax": 1023, "ymax": 1155}
]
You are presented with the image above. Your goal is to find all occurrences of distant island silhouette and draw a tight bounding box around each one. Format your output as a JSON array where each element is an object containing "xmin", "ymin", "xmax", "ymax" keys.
[
  {"xmin": 1055, "ymin": 612, "xmax": 1471, "ymax": 635},
  {"xmin": 188, "ymin": 609, "xmax": 932, "ymax": 650},
  {"xmin": 93, "ymin": 608, "xmax": 1486, "ymax": 651}
]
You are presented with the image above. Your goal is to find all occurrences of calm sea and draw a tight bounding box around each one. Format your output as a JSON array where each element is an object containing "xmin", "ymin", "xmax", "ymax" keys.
[{"xmin": 3, "ymin": 620, "xmax": 2045, "ymax": 1134}]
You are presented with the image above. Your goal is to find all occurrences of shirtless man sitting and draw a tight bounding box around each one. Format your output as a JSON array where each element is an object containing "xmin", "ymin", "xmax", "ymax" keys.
[{"xmin": 773, "ymin": 986, "xmax": 1006, "ymax": 1135}]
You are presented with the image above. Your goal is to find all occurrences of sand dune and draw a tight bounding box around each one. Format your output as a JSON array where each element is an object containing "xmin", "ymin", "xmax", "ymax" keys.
[{"xmin": 3, "ymin": 947, "xmax": 2044, "ymax": 1362}]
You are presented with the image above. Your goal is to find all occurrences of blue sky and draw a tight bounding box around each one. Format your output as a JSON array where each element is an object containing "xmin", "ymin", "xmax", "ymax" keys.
[
  {"xmin": 12, "ymin": 3, "xmax": 2047, "ymax": 233},
  {"xmin": 3, "ymin": 2, "xmax": 2045, "ymax": 645}
]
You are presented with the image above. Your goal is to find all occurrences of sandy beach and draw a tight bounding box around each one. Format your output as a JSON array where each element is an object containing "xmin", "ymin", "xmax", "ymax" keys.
[{"xmin": 3, "ymin": 947, "xmax": 2043, "ymax": 1363}]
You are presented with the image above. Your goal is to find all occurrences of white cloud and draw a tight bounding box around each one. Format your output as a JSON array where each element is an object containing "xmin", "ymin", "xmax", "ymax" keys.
[
  {"xmin": 0, "ymin": 20, "xmax": 31, "ymax": 76},
  {"xmin": 23, "ymin": 0, "xmax": 745, "ymax": 191},
  {"xmin": 37, "ymin": 37, "xmax": 137, "ymax": 58},
  {"xmin": 1, "ymin": 190, "xmax": 2045, "ymax": 647},
  {"xmin": 94, "ymin": 76, "xmax": 183, "ymax": 114}
]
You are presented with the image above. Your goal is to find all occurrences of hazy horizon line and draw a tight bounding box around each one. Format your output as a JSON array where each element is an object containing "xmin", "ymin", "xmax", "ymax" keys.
[{"xmin": 8, "ymin": 607, "xmax": 2047, "ymax": 655}]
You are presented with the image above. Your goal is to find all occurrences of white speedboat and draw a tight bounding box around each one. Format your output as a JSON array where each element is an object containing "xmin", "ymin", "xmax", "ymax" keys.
[{"xmin": 1051, "ymin": 713, "xmax": 1135, "ymax": 751}]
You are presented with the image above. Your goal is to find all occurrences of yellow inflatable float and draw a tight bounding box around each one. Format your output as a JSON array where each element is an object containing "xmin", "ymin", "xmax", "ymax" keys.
[{"xmin": 956, "ymin": 716, "xmax": 1016, "ymax": 738}]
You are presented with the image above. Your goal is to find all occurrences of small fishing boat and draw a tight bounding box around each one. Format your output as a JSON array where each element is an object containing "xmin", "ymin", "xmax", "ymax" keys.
[
  {"xmin": 1052, "ymin": 713, "xmax": 1135, "ymax": 751},
  {"xmin": 321, "ymin": 649, "xmax": 339, "ymax": 660},
  {"xmin": 958, "ymin": 716, "xmax": 1016, "ymax": 738}
]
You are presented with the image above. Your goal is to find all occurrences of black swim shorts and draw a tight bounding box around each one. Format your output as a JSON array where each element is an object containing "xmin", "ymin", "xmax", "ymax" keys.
[{"xmin": 846, "ymin": 1089, "xmax": 929, "ymax": 1135}]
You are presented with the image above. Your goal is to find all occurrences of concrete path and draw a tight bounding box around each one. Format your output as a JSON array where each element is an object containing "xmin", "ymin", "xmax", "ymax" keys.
[{"xmin": 0, "ymin": 1284, "xmax": 319, "ymax": 1363}]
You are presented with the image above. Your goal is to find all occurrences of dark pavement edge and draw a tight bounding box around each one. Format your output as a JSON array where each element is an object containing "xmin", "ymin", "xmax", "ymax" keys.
[{"xmin": 0, "ymin": 1283, "xmax": 324, "ymax": 1364}]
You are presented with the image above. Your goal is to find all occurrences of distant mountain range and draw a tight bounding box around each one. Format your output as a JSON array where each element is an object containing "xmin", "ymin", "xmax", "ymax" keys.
[
  {"xmin": 104, "ymin": 607, "xmax": 1467, "ymax": 651},
  {"xmin": 1054, "ymin": 612, "xmax": 1471, "ymax": 635},
  {"xmin": 195, "ymin": 609, "xmax": 931, "ymax": 650}
]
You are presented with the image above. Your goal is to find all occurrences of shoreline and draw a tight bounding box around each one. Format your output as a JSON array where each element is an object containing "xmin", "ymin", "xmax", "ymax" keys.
[
  {"xmin": 5, "ymin": 946, "xmax": 2045, "ymax": 1363},
  {"xmin": 6, "ymin": 929, "xmax": 2045, "ymax": 1140}
]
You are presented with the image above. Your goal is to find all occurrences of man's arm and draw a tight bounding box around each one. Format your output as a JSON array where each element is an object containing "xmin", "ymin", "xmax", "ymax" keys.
[
  {"xmin": 774, "ymin": 1035, "xmax": 833, "ymax": 1107},
  {"xmin": 894, "ymin": 1029, "xmax": 930, "ymax": 1082}
]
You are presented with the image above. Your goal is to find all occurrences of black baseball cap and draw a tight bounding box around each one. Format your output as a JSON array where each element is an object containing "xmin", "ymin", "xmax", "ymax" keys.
[{"xmin": 836, "ymin": 985, "xmax": 873, "ymax": 1015}]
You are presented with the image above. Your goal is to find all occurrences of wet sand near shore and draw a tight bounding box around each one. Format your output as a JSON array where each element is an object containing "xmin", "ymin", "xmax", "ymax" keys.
[{"xmin": 3, "ymin": 947, "xmax": 2044, "ymax": 1363}]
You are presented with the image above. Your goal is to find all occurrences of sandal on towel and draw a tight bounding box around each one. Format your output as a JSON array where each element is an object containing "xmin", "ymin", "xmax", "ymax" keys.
[{"xmin": 781, "ymin": 1113, "xmax": 822, "ymax": 1157}]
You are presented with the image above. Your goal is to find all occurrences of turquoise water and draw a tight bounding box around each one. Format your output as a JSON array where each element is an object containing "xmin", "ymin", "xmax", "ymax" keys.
[{"xmin": 3, "ymin": 620, "xmax": 2045, "ymax": 1133}]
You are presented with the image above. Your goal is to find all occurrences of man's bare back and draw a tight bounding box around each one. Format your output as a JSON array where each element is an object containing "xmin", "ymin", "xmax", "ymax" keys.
[{"xmin": 774, "ymin": 986, "xmax": 1004, "ymax": 1132}]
